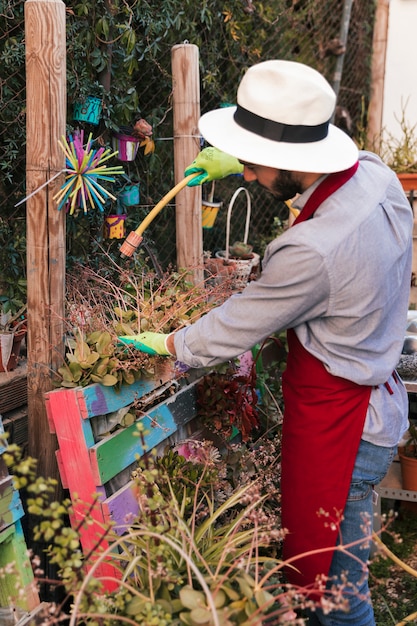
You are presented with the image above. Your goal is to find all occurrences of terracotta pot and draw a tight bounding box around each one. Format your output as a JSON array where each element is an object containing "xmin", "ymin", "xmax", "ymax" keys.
[
  {"xmin": 0, "ymin": 328, "xmax": 26, "ymax": 372},
  {"xmin": 397, "ymin": 173, "xmax": 417, "ymax": 193},
  {"xmin": 398, "ymin": 445, "xmax": 417, "ymax": 491}
]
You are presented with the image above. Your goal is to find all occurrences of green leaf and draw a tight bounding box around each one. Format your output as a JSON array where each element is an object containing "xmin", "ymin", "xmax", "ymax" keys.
[
  {"xmin": 100, "ymin": 373, "xmax": 119, "ymax": 386},
  {"xmin": 96, "ymin": 330, "xmax": 112, "ymax": 354},
  {"xmin": 190, "ymin": 607, "xmax": 211, "ymax": 624},
  {"xmin": 68, "ymin": 361, "xmax": 82, "ymax": 382},
  {"xmin": 180, "ymin": 586, "xmax": 205, "ymax": 610},
  {"xmin": 122, "ymin": 370, "xmax": 136, "ymax": 385},
  {"xmin": 58, "ymin": 366, "xmax": 75, "ymax": 383},
  {"xmin": 74, "ymin": 342, "xmax": 90, "ymax": 361},
  {"xmin": 254, "ymin": 589, "xmax": 274, "ymax": 610}
]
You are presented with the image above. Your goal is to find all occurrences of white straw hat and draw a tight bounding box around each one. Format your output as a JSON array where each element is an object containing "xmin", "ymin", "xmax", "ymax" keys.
[{"xmin": 198, "ymin": 60, "xmax": 358, "ymax": 173}]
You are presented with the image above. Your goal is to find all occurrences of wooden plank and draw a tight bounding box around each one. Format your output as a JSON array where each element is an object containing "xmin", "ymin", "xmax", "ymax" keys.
[
  {"xmin": 366, "ymin": 0, "xmax": 390, "ymax": 147},
  {"xmin": 0, "ymin": 520, "xmax": 40, "ymax": 611},
  {"xmin": 101, "ymin": 480, "xmax": 139, "ymax": 535},
  {"xmin": 90, "ymin": 403, "xmax": 178, "ymax": 485},
  {"xmin": 0, "ymin": 477, "xmax": 24, "ymax": 532},
  {"xmin": 55, "ymin": 449, "xmax": 68, "ymax": 489},
  {"xmin": 89, "ymin": 382, "xmax": 200, "ymax": 485},
  {"xmin": 49, "ymin": 361, "xmax": 178, "ymax": 420},
  {"xmin": 43, "ymin": 387, "xmax": 120, "ymax": 585}
]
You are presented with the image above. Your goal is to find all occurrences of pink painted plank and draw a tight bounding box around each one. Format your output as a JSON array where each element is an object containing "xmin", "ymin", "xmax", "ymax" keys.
[{"xmin": 44, "ymin": 388, "xmax": 120, "ymax": 588}]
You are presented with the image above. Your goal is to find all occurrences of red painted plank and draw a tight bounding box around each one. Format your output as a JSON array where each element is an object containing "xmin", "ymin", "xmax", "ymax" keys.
[{"xmin": 44, "ymin": 388, "xmax": 120, "ymax": 587}]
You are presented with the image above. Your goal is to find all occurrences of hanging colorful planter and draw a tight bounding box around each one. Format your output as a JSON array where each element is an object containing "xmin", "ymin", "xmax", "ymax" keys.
[
  {"xmin": 119, "ymin": 183, "xmax": 140, "ymax": 207},
  {"xmin": 112, "ymin": 132, "xmax": 140, "ymax": 162},
  {"xmin": 202, "ymin": 198, "xmax": 223, "ymax": 229},
  {"xmin": 104, "ymin": 213, "xmax": 127, "ymax": 239},
  {"xmin": 201, "ymin": 182, "xmax": 222, "ymax": 229},
  {"xmin": 73, "ymin": 96, "xmax": 103, "ymax": 126}
]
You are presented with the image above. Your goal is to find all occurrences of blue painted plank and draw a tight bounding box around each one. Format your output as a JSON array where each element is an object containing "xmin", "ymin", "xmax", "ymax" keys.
[{"xmin": 77, "ymin": 365, "xmax": 178, "ymax": 419}]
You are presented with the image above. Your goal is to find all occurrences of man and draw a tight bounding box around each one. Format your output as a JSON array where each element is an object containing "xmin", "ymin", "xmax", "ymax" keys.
[{"xmin": 119, "ymin": 60, "xmax": 412, "ymax": 624}]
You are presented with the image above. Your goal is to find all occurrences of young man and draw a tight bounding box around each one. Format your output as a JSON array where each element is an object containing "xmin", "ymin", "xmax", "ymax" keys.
[{"xmin": 119, "ymin": 60, "xmax": 412, "ymax": 624}]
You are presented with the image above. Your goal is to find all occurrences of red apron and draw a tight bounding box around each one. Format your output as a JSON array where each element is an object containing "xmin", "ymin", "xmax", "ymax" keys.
[{"xmin": 281, "ymin": 162, "xmax": 373, "ymax": 592}]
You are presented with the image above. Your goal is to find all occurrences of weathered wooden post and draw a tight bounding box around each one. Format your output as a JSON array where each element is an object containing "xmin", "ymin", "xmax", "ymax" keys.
[
  {"xmin": 25, "ymin": 0, "xmax": 66, "ymax": 485},
  {"xmin": 367, "ymin": 0, "xmax": 390, "ymax": 148},
  {"xmin": 171, "ymin": 43, "xmax": 204, "ymax": 284}
]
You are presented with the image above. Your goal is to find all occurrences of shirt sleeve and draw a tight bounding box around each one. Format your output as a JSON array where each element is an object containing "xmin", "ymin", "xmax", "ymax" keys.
[{"xmin": 174, "ymin": 238, "xmax": 331, "ymax": 368}]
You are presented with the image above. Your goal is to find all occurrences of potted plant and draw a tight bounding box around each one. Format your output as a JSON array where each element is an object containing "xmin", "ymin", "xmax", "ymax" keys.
[
  {"xmin": 367, "ymin": 102, "xmax": 417, "ymax": 194},
  {"xmin": 398, "ymin": 422, "xmax": 417, "ymax": 491},
  {"xmin": 111, "ymin": 117, "xmax": 154, "ymax": 162},
  {"xmin": 0, "ymin": 303, "xmax": 27, "ymax": 372}
]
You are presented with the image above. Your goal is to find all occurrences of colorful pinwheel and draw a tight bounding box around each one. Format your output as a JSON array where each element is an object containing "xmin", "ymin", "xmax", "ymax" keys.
[{"xmin": 54, "ymin": 130, "xmax": 125, "ymax": 214}]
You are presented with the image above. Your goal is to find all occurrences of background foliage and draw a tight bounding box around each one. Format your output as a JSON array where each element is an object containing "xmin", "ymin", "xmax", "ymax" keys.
[{"xmin": 0, "ymin": 0, "xmax": 376, "ymax": 288}]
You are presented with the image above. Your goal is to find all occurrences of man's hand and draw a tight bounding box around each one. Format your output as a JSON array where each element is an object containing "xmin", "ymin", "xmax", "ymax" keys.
[
  {"xmin": 184, "ymin": 147, "xmax": 243, "ymax": 187},
  {"xmin": 118, "ymin": 332, "xmax": 173, "ymax": 356}
]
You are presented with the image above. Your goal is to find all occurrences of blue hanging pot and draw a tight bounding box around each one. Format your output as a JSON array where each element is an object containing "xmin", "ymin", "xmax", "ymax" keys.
[
  {"xmin": 119, "ymin": 183, "xmax": 140, "ymax": 207},
  {"xmin": 73, "ymin": 96, "xmax": 103, "ymax": 126}
]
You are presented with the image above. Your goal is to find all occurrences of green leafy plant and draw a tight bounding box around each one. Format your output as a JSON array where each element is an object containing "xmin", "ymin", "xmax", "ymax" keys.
[
  {"xmin": 0, "ymin": 302, "xmax": 26, "ymax": 333},
  {"xmin": 3, "ymin": 433, "xmax": 292, "ymax": 625},
  {"xmin": 366, "ymin": 101, "xmax": 417, "ymax": 173},
  {"xmin": 56, "ymin": 260, "xmax": 232, "ymax": 389},
  {"xmin": 55, "ymin": 328, "xmax": 150, "ymax": 388}
]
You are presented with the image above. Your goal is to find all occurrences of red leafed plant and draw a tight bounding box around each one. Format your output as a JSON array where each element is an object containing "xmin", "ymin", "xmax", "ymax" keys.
[{"xmin": 196, "ymin": 362, "xmax": 260, "ymax": 442}]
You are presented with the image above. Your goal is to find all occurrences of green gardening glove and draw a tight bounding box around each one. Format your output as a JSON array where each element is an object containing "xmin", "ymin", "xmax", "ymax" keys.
[
  {"xmin": 118, "ymin": 332, "xmax": 172, "ymax": 356},
  {"xmin": 184, "ymin": 147, "xmax": 244, "ymax": 187}
]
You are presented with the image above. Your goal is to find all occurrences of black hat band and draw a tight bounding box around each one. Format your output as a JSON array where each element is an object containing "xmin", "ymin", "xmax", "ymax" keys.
[{"xmin": 234, "ymin": 104, "xmax": 330, "ymax": 143}]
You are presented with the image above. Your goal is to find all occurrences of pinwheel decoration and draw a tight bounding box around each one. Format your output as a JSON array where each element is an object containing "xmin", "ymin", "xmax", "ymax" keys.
[{"xmin": 54, "ymin": 130, "xmax": 125, "ymax": 214}]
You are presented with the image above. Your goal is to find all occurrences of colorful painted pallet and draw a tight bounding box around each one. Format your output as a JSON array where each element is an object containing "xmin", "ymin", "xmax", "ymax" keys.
[
  {"xmin": 0, "ymin": 418, "xmax": 39, "ymax": 611},
  {"xmin": 44, "ymin": 363, "xmax": 204, "ymax": 588}
]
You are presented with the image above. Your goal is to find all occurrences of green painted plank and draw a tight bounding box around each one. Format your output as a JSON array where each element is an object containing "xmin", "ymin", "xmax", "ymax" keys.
[
  {"xmin": 90, "ymin": 403, "xmax": 177, "ymax": 485},
  {"xmin": 0, "ymin": 479, "xmax": 24, "ymax": 532},
  {"xmin": 0, "ymin": 520, "xmax": 39, "ymax": 611},
  {"xmin": 90, "ymin": 382, "xmax": 200, "ymax": 485}
]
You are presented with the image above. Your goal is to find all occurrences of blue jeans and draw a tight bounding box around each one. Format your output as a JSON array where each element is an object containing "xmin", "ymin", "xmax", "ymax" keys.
[{"xmin": 307, "ymin": 439, "xmax": 396, "ymax": 626}]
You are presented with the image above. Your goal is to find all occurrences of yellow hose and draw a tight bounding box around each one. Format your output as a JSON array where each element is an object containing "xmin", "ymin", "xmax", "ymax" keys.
[
  {"xmin": 396, "ymin": 612, "xmax": 417, "ymax": 626},
  {"xmin": 120, "ymin": 172, "xmax": 199, "ymax": 258},
  {"xmin": 372, "ymin": 532, "xmax": 417, "ymax": 625},
  {"xmin": 372, "ymin": 532, "xmax": 417, "ymax": 578}
]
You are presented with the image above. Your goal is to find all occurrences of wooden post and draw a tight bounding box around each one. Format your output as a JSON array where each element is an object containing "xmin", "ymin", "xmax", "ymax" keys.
[
  {"xmin": 25, "ymin": 0, "xmax": 66, "ymax": 485},
  {"xmin": 367, "ymin": 0, "xmax": 390, "ymax": 148},
  {"xmin": 171, "ymin": 44, "xmax": 204, "ymax": 285}
]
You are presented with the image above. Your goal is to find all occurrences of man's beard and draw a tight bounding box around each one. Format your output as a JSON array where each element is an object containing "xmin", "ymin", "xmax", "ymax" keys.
[{"xmin": 267, "ymin": 170, "xmax": 302, "ymax": 201}]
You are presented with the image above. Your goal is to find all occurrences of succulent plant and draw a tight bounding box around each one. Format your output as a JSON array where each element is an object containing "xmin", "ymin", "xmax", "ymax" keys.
[
  {"xmin": 228, "ymin": 241, "xmax": 254, "ymax": 259},
  {"xmin": 56, "ymin": 329, "xmax": 149, "ymax": 388}
]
